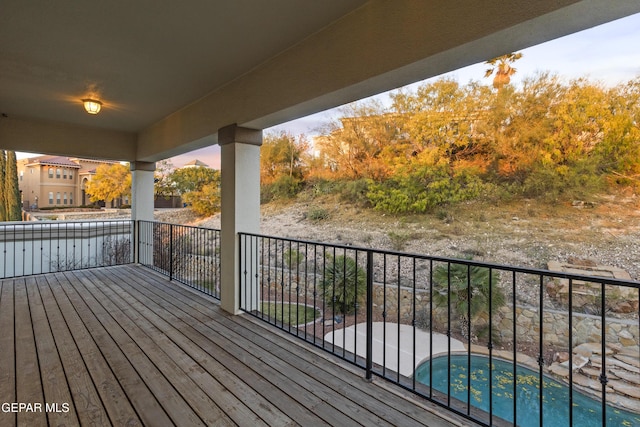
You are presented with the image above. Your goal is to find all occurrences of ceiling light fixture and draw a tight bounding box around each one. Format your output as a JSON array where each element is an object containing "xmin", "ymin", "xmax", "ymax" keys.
[{"xmin": 82, "ymin": 98, "xmax": 102, "ymax": 114}]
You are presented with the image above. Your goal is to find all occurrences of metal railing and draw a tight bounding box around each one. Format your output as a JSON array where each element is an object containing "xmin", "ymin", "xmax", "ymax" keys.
[
  {"xmin": 239, "ymin": 232, "xmax": 640, "ymax": 427},
  {"xmin": 0, "ymin": 220, "xmax": 133, "ymax": 278},
  {"xmin": 137, "ymin": 220, "xmax": 221, "ymax": 299}
]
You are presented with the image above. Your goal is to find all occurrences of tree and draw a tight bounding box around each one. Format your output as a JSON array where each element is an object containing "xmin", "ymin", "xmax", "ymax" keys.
[
  {"xmin": 154, "ymin": 159, "xmax": 176, "ymax": 198},
  {"xmin": 321, "ymin": 253, "xmax": 366, "ymax": 315},
  {"xmin": 181, "ymin": 178, "xmax": 221, "ymax": 216},
  {"xmin": 168, "ymin": 166, "xmax": 221, "ymax": 214},
  {"xmin": 85, "ymin": 163, "xmax": 132, "ymax": 204},
  {"xmin": 4, "ymin": 151, "xmax": 22, "ymax": 220},
  {"xmin": 260, "ymin": 131, "xmax": 309, "ymax": 200},
  {"xmin": 0, "ymin": 150, "xmax": 6, "ymax": 221},
  {"xmin": 316, "ymin": 100, "xmax": 410, "ymax": 181},
  {"xmin": 432, "ymin": 261, "xmax": 505, "ymax": 340},
  {"xmin": 484, "ymin": 52, "xmax": 523, "ymax": 89},
  {"xmin": 169, "ymin": 166, "xmax": 219, "ymax": 195}
]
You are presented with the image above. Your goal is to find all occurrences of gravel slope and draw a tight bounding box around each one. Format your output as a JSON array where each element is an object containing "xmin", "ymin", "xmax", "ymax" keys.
[{"xmin": 157, "ymin": 193, "xmax": 640, "ymax": 281}]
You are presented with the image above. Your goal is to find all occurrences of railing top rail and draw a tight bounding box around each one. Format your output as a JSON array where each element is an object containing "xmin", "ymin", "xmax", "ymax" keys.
[
  {"xmin": 1, "ymin": 219, "xmax": 132, "ymax": 225},
  {"xmin": 137, "ymin": 219, "xmax": 220, "ymax": 233},
  {"xmin": 239, "ymin": 231, "xmax": 640, "ymax": 289}
]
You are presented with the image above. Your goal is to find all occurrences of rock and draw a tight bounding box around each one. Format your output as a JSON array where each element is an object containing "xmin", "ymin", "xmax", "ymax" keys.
[
  {"xmin": 574, "ymin": 345, "xmax": 594, "ymax": 359},
  {"xmin": 561, "ymin": 354, "xmax": 589, "ymax": 370},
  {"xmin": 610, "ymin": 368, "xmax": 639, "ymax": 384},
  {"xmin": 618, "ymin": 346, "xmax": 640, "ymax": 357},
  {"xmin": 549, "ymin": 363, "xmax": 569, "ymax": 377},
  {"xmin": 572, "ymin": 373, "xmax": 602, "ymax": 391},
  {"xmin": 613, "ymin": 300, "xmax": 638, "ymax": 314},
  {"xmin": 567, "ymin": 256, "xmax": 597, "ymax": 266},
  {"xmin": 617, "ymin": 330, "xmax": 638, "ymax": 347},
  {"xmin": 610, "ymin": 380, "xmax": 640, "ymax": 399},
  {"xmin": 579, "ymin": 366, "xmax": 602, "ymax": 378},
  {"xmin": 575, "ymin": 342, "xmax": 605, "ymax": 356},
  {"xmin": 554, "ymin": 351, "xmax": 570, "ymax": 363},
  {"xmin": 614, "ymin": 354, "xmax": 640, "ymax": 369},
  {"xmin": 607, "ymin": 393, "xmax": 640, "ymax": 412}
]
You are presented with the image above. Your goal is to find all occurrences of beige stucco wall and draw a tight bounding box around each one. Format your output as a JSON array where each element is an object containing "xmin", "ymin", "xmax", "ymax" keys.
[{"xmin": 17, "ymin": 158, "xmax": 117, "ymax": 208}]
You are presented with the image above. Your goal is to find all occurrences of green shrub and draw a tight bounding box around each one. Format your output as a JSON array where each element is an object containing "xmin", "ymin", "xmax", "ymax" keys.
[
  {"xmin": 387, "ymin": 231, "xmax": 411, "ymax": 251},
  {"xmin": 307, "ymin": 207, "xmax": 330, "ymax": 221},
  {"xmin": 338, "ymin": 179, "xmax": 371, "ymax": 206},
  {"xmin": 264, "ymin": 175, "xmax": 304, "ymax": 201},
  {"xmin": 367, "ymin": 165, "xmax": 485, "ymax": 213},
  {"xmin": 321, "ymin": 254, "xmax": 366, "ymax": 315}
]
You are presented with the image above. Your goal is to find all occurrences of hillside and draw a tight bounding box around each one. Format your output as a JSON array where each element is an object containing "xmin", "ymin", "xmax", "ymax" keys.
[{"xmin": 166, "ymin": 191, "xmax": 640, "ymax": 282}]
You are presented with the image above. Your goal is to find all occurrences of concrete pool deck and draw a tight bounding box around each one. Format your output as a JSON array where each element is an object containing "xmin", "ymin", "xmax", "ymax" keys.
[{"xmin": 324, "ymin": 322, "xmax": 465, "ymax": 376}]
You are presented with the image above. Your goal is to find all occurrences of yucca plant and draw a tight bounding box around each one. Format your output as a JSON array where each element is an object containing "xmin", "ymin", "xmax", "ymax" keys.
[
  {"xmin": 321, "ymin": 253, "xmax": 366, "ymax": 315},
  {"xmin": 432, "ymin": 259, "xmax": 505, "ymax": 340}
]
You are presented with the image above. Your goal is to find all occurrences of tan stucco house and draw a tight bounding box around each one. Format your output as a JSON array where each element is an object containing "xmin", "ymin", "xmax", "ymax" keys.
[{"xmin": 17, "ymin": 155, "xmax": 118, "ymax": 208}]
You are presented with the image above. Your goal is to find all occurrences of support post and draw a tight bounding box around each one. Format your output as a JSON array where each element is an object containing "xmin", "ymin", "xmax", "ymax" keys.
[
  {"xmin": 131, "ymin": 161, "xmax": 155, "ymax": 264},
  {"xmin": 219, "ymin": 124, "xmax": 262, "ymax": 315}
]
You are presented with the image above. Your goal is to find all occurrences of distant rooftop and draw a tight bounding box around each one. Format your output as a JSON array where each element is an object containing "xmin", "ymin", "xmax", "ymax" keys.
[
  {"xmin": 22, "ymin": 155, "xmax": 82, "ymax": 168},
  {"xmin": 181, "ymin": 159, "xmax": 210, "ymax": 168}
]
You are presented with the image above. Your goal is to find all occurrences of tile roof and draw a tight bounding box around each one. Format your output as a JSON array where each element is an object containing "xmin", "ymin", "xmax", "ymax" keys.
[{"xmin": 24, "ymin": 155, "xmax": 82, "ymax": 168}]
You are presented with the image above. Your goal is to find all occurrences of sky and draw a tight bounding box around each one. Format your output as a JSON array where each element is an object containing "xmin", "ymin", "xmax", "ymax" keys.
[{"xmin": 18, "ymin": 12, "xmax": 640, "ymax": 168}]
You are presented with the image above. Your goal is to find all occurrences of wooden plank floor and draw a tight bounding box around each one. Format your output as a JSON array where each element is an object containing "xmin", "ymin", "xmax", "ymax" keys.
[{"xmin": 0, "ymin": 264, "xmax": 472, "ymax": 427}]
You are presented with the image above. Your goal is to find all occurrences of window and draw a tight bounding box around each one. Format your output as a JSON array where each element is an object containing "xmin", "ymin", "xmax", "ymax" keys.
[
  {"xmin": 69, "ymin": 192, "xmax": 73, "ymax": 205},
  {"xmin": 48, "ymin": 168, "xmax": 53, "ymax": 178},
  {"xmin": 20, "ymin": 171, "xmax": 23, "ymax": 181},
  {"xmin": 69, "ymin": 170, "xmax": 73, "ymax": 180},
  {"xmin": 48, "ymin": 192, "xmax": 53, "ymax": 204},
  {"xmin": 63, "ymin": 169, "xmax": 67, "ymax": 179},
  {"xmin": 56, "ymin": 192, "xmax": 61, "ymax": 205},
  {"xmin": 56, "ymin": 169, "xmax": 61, "ymax": 178},
  {"xmin": 30, "ymin": 169, "xmax": 34, "ymax": 174},
  {"xmin": 63, "ymin": 193, "xmax": 67, "ymax": 205}
]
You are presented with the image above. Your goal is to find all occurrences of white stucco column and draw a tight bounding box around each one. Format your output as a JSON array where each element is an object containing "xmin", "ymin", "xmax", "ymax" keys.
[
  {"xmin": 131, "ymin": 161, "xmax": 155, "ymax": 264},
  {"xmin": 219, "ymin": 124, "xmax": 262, "ymax": 315}
]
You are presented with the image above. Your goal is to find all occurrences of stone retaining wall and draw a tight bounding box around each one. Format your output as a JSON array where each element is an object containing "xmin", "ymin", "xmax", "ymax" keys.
[
  {"xmin": 268, "ymin": 270, "xmax": 638, "ymax": 350},
  {"xmin": 371, "ymin": 284, "xmax": 639, "ymax": 350}
]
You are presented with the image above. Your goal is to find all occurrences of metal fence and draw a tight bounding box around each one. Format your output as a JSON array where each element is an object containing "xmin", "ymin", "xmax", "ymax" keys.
[
  {"xmin": 239, "ymin": 232, "xmax": 640, "ymax": 427},
  {"xmin": 137, "ymin": 221, "xmax": 221, "ymax": 299},
  {"xmin": 0, "ymin": 220, "xmax": 133, "ymax": 278}
]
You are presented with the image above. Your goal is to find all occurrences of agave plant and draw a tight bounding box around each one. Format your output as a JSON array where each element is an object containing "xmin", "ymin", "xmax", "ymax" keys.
[
  {"xmin": 321, "ymin": 253, "xmax": 366, "ymax": 315},
  {"xmin": 432, "ymin": 260, "xmax": 505, "ymax": 340}
]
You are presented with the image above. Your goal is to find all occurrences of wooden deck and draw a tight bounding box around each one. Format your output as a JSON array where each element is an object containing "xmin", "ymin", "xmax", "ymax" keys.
[{"xmin": 0, "ymin": 264, "xmax": 472, "ymax": 427}]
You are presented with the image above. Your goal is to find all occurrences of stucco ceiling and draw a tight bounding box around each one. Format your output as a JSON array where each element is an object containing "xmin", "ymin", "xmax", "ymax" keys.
[
  {"xmin": 1, "ymin": 1, "xmax": 640, "ymax": 162},
  {"xmin": 0, "ymin": 0, "xmax": 367, "ymax": 132}
]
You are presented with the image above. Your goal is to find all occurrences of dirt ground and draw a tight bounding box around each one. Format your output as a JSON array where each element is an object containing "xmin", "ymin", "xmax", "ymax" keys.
[{"xmin": 159, "ymin": 190, "xmax": 640, "ymax": 282}]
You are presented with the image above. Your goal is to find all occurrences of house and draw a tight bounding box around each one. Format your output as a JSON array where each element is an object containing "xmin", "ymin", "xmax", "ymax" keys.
[
  {"xmin": 17, "ymin": 155, "xmax": 121, "ymax": 208},
  {"xmin": 181, "ymin": 159, "xmax": 210, "ymax": 168}
]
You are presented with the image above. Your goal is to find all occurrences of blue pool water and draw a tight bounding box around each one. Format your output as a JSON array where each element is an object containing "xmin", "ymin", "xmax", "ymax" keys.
[{"xmin": 414, "ymin": 355, "xmax": 640, "ymax": 427}]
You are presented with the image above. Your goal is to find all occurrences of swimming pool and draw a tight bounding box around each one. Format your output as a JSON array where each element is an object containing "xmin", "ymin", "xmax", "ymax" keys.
[{"xmin": 414, "ymin": 355, "xmax": 640, "ymax": 427}]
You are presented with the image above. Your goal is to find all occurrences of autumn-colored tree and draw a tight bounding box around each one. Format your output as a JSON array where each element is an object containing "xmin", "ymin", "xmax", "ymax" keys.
[
  {"xmin": 169, "ymin": 166, "xmax": 219, "ymax": 195},
  {"xmin": 0, "ymin": 150, "xmax": 6, "ymax": 221},
  {"xmin": 263, "ymin": 72, "xmax": 640, "ymax": 210},
  {"xmin": 398, "ymin": 78, "xmax": 494, "ymax": 172},
  {"xmin": 168, "ymin": 166, "xmax": 221, "ymax": 214},
  {"xmin": 182, "ymin": 181, "xmax": 221, "ymax": 216},
  {"xmin": 85, "ymin": 163, "xmax": 132, "ymax": 204},
  {"xmin": 315, "ymin": 100, "xmax": 410, "ymax": 181},
  {"xmin": 260, "ymin": 131, "xmax": 309, "ymax": 184}
]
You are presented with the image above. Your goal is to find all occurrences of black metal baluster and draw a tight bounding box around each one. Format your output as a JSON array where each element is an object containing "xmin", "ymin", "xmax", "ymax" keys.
[
  {"xmin": 600, "ymin": 282, "xmax": 608, "ymax": 427},
  {"xmin": 569, "ymin": 278, "xmax": 574, "ymax": 427},
  {"xmin": 538, "ymin": 275, "xmax": 544, "ymax": 427},
  {"xmin": 366, "ymin": 250, "xmax": 373, "ymax": 381}
]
